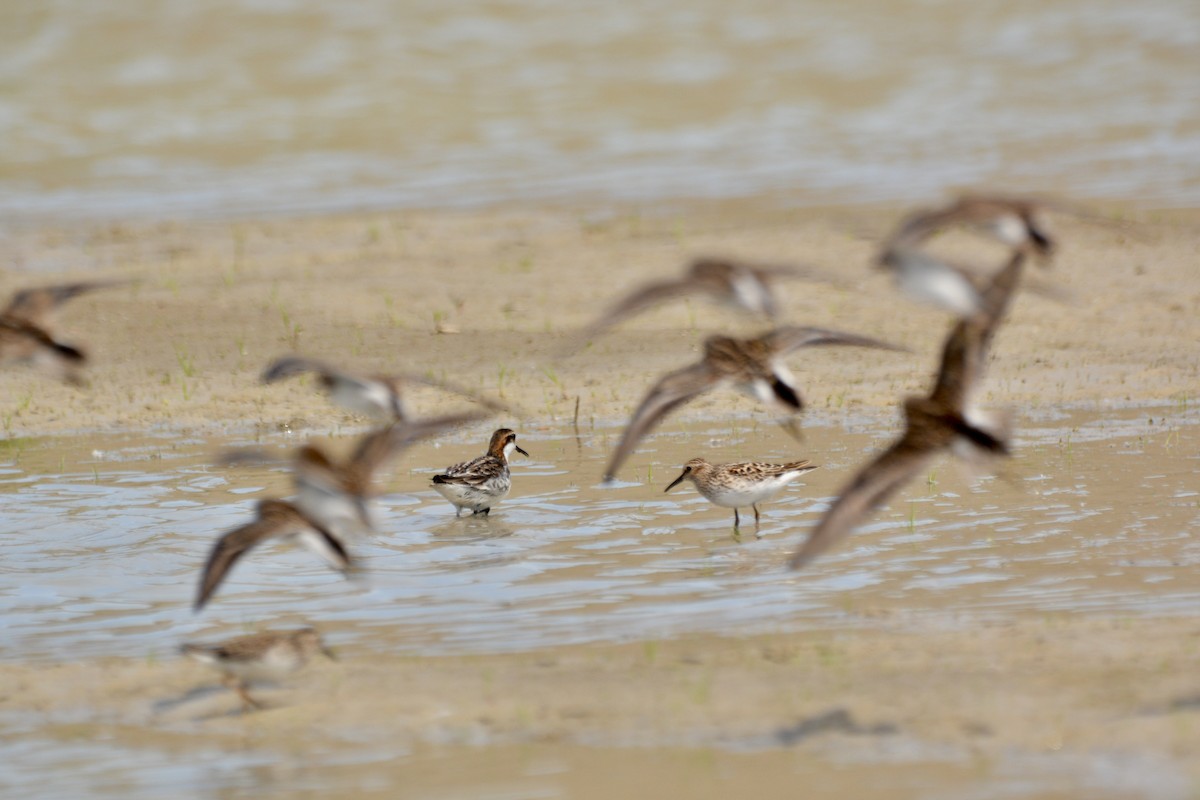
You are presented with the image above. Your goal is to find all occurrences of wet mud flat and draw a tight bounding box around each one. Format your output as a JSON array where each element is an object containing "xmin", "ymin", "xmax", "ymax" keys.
[
  {"xmin": 1, "ymin": 407, "xmax": 1197, "ymax": 799},
  {"xmin": 0, "ymin": 202, "xmax": 1197, "ymax": 796}
]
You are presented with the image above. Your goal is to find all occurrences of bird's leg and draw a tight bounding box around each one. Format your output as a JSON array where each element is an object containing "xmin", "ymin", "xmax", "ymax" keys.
[
  {"xmin": 225, "ymin": 677, "xmax": 263, "ymax": 713},
  {"xmin": 778, "ymin": 417, "xmax": 805, "ymax": 443},
  {"xmin": 733, "ymin": 508, "xmax": 740, "ymax": 529},
  {"xmin": 753, "ymin": 504, "xmax": 763, "ymax": 538}
]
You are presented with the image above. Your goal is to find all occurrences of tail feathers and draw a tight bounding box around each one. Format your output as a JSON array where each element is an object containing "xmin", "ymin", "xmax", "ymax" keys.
[
  {"xmin": 180, "ymin": 644, "xmax": 218, "ymax": 663},
  {"xmin": 1028, "ymin": 224, "xmax": 1055, "ymax": 256},
  {"xmin": 771, "ymin": 378, "xmax": 802, "ymax": 410},
  {"xmin": 952, "ymin": 415, "xmax": 1011, "ymax": 456},
  {"xmin": 50, "ymin": 340, "xmax": 86, "ymax": 363}
]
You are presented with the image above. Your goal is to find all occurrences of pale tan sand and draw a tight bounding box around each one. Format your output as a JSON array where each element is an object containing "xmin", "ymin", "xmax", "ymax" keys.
[
  {"xmin": 0, "ymin": 203, "xmax": 1195, "ymax": 436},
  {"xmin": 4, "ymin": 619, "xmax": 1198, "ymax": 793},
  {"xmin": 1, "ymin": 202, "xmax": 1198, "ymax": 793}
]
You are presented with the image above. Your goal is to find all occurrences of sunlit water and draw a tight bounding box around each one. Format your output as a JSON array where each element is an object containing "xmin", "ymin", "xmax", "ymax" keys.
[
  {"xmin": 2, "ymin": 0, "xmax": 1199, "ymax": 223},
  {"xmin": 1, "ymin": 405, "xmax": 1197, "ymax": 664},
  {"xmin": 1, "ymin": 406, "xmax": 1198, "ymax": 799}
]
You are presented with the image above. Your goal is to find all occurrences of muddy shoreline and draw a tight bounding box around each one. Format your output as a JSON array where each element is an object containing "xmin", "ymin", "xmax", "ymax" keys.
[
  {"xmin": 1, "ymin": 203, "xmax": 1196, "ymax": 437},
  {"xmin": 2, "ymin": 202, "xmax": 1198, "ymax": 797}
]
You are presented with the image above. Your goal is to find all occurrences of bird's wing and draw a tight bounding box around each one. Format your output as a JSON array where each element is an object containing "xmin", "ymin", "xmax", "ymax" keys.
[
  {"xmin": 216, "ymin": 447, "xmax": 283, "ymax": 468},
  {"xmin": 763, "ymin": 326, "xmax": 909, "ymax": 357},
  {"xmin": 194, "ymin": 507, "xmax": 305, "ymax": 611},
  {"xmin": 194, "ymin": 502, "xmax": 351, "ymax": 612},
  {"xmin": 928, "ymin": 252, "xmax": 1025, "ymax": 409},
  {"xmin": 388, "ymin": 373, "xmax": 512, "ymax": 413},
  {"xmin": 295, "ymin": 526, "xmax": 355, "ymax": 572},
  {"xmin": 580, "ymin": 277, "xmax": 703, "ymax": 339},
  {"xmin": 260, "ymin": 355, "xmax": 352, "ymax": 385},
  {"xmin": 603, "ymin": 361, "xmax": 719, "ymax": 481},
  {"xmin": 2, "ymin": 280, "xmax": 126, "ymax": 326},
  {"xmin": 0, "ymin": 318, "xmax": 86, "ymax": 362},
  {"xmin": 292, "ymin": 444, "xmax": 349, "ymax": 495},
  {"xmin": 744, "ymin": 261, "xmax": 823, "ymax": 281},
  {"xmin": 208, "ymin": 632, "xmax": 281, "ymax": 663},
  {"xmin": 788, "ymin": 436, "xmax": 934, "ymax": 570},
  {"xmin": 435, "ymin": 455, "xmax": 503, "ymax": 486},
  {"xmin": 351, "ymin": 411, "xmax": 491, "ymax": 482},
  {"xmin": 880, "ymin": 205, "xmax": 961, "ymax": 251}
]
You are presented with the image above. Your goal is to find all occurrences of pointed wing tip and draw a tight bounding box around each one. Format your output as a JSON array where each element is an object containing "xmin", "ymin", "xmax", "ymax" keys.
[{"xmin": 785, "ymin": 550, "xmax": 814, "ymax": 571}]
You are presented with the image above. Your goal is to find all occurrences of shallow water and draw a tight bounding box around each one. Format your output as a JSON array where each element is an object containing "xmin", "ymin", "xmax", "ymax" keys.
[
  {"xmin": 2, "ymin": 0, "xmax": 1199, "ymax": 222},
  {"xmin": 1, "ymin": 405, "xmax": 1197, "ymax": 664},
  {"xmin": 1, "ymin": 406, "xmax": 1198, "ymax": 798},
  {"xmin": 2, "ymin": 734, "xmax": 1189, "ymax": 800}
]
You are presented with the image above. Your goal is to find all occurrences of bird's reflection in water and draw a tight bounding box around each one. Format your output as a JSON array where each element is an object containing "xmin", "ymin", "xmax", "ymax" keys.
[{"xmin": 428, "ymin": 514, "xmax": 517, "ymax": 543}]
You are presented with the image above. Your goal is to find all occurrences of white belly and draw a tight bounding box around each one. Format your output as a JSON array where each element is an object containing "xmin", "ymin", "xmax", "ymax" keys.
[
  {"xmin": 433, "ymin": 478, "xmax": 511, "ymax": 511},
  {"xmin": 698, "ymin": 474, "xmax": 798, "ymax": 508}
]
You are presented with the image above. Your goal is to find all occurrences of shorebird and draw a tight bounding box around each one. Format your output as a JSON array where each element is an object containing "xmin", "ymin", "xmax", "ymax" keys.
[
  {"xmin": 290, "ymin": 413, "xmax": 491, "ymax": 531},
  {"xmin": 665, "ymin": 457, "xmax": 819, "ymax": 528},
  {"xmin": 219, "ymin": 412, "xmax": 488, "ymax": 535},
  {"xmin": 193, "ymin": 499, "xmax": 357, "ymax": 612},
  {"xmin": 573, "ymin": 257, "xmax": 821, "ymax": 345},
  {"xmin": 787, "ymin": 253, "xmax": 1025, "ymax": 570},
  {"xmin": 261, "ymin": 355, "xmax": 508, "ymax": 421},
  {"xmin": 181, "ymin": 627, "xmax": 336, "ymax": 711},
  {"xmin": 876, "ymin": 247, "xmax": 994, "ymax": 316},
  {"xmin": 876, "ymin": 247, "xmax": 1072, "ymax": 316},
  {"xmin": 0, "ymin": 280, "xmax": 124, "ymax": 383},
  {"xmin": 431, "ymin": 428, "xmax": 528, "ymax": 516},
  {"xmin": 882, "ymin": 194, "xmax": 1061, "ymax": 262},
  {"xmin": 602, "ymin": 326, "xmax": 907, "ymax": 481}
]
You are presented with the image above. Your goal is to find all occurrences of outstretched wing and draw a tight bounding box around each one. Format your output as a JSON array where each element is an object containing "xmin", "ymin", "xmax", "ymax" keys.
[
  {"xmin": 762, "ymin": 326, "xmax": 909, "ymax": 357},
  {"xmin": 2, "ymin": 280, "xmax": 126, "ymax": 326},
  {"xmin": 350, "ymin": 411, "xmax": 492, "ymax": 483},
  {"xmin": 0, "ymin": 318, "xmax": 86, "ymax": 363},
  {"xmin": 386, "ymin": 372, "xmax": 512, "ymax": 413},
  {"xmin": 929, "ymin": 252, "xmax": 1025, "ymax": 410},
  {"xmin": 261, "ymin": 355, "xmax": 347, "ymax": 385},
  {"xmin": 603, "ymin": 360, "xmax": 720, "ymax": 481},
  {"xmin": 788, "ymin": 436, "xmax": 933, "ymax": 570},
  {"xmin": 193, "ymin": 501, "xmax": 351, "ymax": 612},
  {"xmin": 578, "ymin": 276, "xmax": 701, "ymax": 341}
]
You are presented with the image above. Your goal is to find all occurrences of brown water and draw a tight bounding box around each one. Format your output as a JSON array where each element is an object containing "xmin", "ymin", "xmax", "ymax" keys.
[{"xmin": 2, "ymin": 1, "xmax": 1199, "ymax": 223}]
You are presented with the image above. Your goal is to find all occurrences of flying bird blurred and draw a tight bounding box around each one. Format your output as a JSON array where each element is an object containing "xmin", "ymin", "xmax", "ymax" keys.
[{"xmin": 788, "ymin": 252, "xmax": 1026, "ymax": 570}]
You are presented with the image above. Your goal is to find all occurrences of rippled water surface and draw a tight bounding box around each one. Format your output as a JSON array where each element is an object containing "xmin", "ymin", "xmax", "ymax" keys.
[
  {"xmin": 1, "ymin": 407, "xmax": 1198, "ymax": 799},
  {"xmin": 2, "ymin": 0, "xmax": 1199, "ymax": 221},
  {"xmin": 1, "ymin": 406, "xmax": 1197, "ymax": 663}
]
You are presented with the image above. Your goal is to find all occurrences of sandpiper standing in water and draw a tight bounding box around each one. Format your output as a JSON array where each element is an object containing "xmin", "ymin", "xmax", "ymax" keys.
[
  {"xmin": 181, "ymin": 627, "xmax": 336, "ymax": 712},
  {"xmin": 665, "ymin": 457, "xmax": 819, "ymax": 530},
  {"xmin": 431, "ymin": 428, "xmax": 528, "ymax": 516}
]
